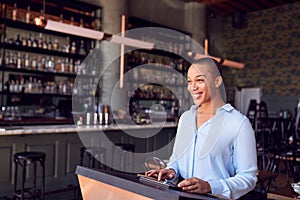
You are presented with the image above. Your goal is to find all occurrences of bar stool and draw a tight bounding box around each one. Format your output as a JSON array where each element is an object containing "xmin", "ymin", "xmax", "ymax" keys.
[
  {"xmin": 112, "ymin": 143, "xmax": 135, "ymax": 172},
  {"xmin": 13, "ymin": 151, "xmax": 46, "ymax": 200},
  {"xmin": 80, "ymin": 147, "xmax": 106, "ymax": 169}
]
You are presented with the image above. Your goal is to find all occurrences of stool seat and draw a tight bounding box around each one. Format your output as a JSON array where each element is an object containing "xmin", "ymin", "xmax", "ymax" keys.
[
  {"xmin": 14, "ymin": 152, "xmax": 46, "ymax": 163},
  {"xmin": 115, "ymin": 143, "xmax": 135, "ymax": 152},
  {"xmin": 13, "ymin": 151, "xmax": 46, "ymax": 200}
]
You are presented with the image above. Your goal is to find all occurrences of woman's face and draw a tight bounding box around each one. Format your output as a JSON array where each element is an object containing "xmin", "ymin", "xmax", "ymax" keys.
[{"xmin": 187, "ymin": 64, "xmax": 216, "ymax": 106}]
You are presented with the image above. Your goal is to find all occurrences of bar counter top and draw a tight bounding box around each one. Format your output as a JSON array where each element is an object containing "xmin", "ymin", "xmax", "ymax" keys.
[{"xmin": 0, "ymin": 122, "xmax": 177, "ymax": 136}]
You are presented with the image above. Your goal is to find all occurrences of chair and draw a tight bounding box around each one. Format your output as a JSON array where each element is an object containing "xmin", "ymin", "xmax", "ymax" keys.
[
  {"xmin": 240, "ymin": 152, "xmax": 278, "ymax": 200},
  {"xmin": 13, "ymin": 151, "xmax": 46, "ymax": 200},
  {"xmin": 247, "ymin": 100, "xmax": 272, "ymax": 170},
  {"xmin": 289, "ymin": 104, "xmax": 300, "ymax": 183},
  {"xmin": 111, "ymin": 143, "xmax": 135, "ymax": 172},
  {"xmin": 80, "ymin": 146, "xmax": 106, "ymax": 169},
  {"xmin": 144, "ymin": 156, "xmax": 167, "ymax": 171}
]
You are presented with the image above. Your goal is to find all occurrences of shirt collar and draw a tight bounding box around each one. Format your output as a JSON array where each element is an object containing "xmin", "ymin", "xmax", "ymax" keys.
[{"xmin": 190, "ymin": 103, "xmax": 233, "ymax": 114}]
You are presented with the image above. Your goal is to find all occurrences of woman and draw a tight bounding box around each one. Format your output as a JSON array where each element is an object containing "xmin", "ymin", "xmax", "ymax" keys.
[{"xmin": 146, "ymin": 57, "xmax": 257, "ymax": 199}]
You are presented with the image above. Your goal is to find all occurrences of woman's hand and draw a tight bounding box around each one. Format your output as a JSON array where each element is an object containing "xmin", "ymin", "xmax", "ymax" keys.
[
  {"xmin": 178, "ymin": 177, "xmax": 212, "ymax": 194},
  {"xmin": 145, "ymin": 168, "xmax": 176, "ymax": 182}
]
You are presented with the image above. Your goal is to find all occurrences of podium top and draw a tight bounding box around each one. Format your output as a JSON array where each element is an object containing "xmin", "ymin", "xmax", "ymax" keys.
[{"xmin": 75, "ymin": 165, "xmax": 227, "ymax": 200}]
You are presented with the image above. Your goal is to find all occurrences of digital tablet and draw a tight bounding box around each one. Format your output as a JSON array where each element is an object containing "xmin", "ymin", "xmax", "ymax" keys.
[{"xmin": 137, "ymin": 174, "xmax": 181, "ymax": 191}]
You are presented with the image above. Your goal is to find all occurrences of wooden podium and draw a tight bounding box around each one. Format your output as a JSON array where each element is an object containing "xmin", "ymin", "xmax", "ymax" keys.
[{"xmin": 75, "ymin": 165, "xmax": 226, "ymax": 200}]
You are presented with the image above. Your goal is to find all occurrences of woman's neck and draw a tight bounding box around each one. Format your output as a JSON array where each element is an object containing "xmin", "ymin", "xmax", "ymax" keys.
[{"xmin": 198, "ymin": 99, "xmax": 225, "ymax": 114}]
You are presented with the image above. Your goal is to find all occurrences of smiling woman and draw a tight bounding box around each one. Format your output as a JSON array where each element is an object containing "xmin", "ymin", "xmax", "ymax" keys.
[{"xmin": 145, "ymin": 57, "xmax": 258, "ymax": 200}]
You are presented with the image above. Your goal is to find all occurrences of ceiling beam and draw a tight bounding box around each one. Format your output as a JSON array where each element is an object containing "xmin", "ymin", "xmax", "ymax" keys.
[
  {"xmin": 272, "ymin": 0, "xmax": 289, "ymax": 5},
  {"xmin": 214, "ymin": 2, "xmax": 238, "ymax": 15},
  {"xmin": 226, "ymin": 0, "xmax": 250, "ymax": 12},
  {"xmin": 257, "ymin": 0, "xmax": 276, "ymax": 8},
  {"xmin": 239, "ymin": 0, "xmax": 263, "ymax": 11}
]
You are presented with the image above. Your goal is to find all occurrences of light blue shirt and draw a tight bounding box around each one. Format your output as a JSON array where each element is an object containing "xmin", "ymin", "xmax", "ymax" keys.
[{"xmin": 167, "ymin": 104, "xmax": 258, "ymax": 199}]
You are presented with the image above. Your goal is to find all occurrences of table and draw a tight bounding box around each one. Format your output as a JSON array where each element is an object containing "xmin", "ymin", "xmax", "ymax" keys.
[{"xmin": 268, "ymin": 185, "xmax": 299, "ymax": 200}]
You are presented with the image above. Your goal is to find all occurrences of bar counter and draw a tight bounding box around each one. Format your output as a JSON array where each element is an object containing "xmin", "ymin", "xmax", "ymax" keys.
[
  {"xmin": 0, "ymin": 122, "xmax": 177, "ymax": 197},
  {"xmin": 0, "ymin": 122, "xmax": 177, "ymax": 136}
]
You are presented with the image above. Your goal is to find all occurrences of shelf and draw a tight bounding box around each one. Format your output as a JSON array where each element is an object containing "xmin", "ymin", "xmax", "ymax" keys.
[
  {"xmin": 126, "ymin": 63, "xmax": 186, "ymax": 73},
  {"xmin": 128, "ymin": 80, "xmax": 185, "ymax": 88},
  {"xmin": 2, "ymin": 0, "xmax": 101, "ymax": 28},
  {"xmin": 0, "ymin": 117, "xmax": 74, "ymax": 125},
  {"xmin": 0, "ymin": 0, "xmax": 101, "ymax": 126},
  {"xmin": 130, "ymin": 49, "xmax": 186, "ymax": 60},
  {"xmin": 1, "ymin": 66, "xmax": 77, "ymax": 77},
  {"xmin": 131, "ymin": 97, "xmax": 177, "ymax": 101},
  {"xmin": 1, "ymin": 91, "xmax": 73, "ymax": 98},
  {"xmin": 0, "ymin": 42, "xmax": 86, "ymax": 60}
]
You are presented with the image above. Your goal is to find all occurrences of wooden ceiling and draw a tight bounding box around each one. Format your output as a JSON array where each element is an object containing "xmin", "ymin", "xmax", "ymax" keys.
[{"xmin": 185, "ymin": 0, "xmax": 300, "ymax": 17}]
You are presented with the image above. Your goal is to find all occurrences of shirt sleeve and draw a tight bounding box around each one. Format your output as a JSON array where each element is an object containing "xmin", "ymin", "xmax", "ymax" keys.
[{"xmin": 208, "ymin": 118, "xmax": 258, "ymax": 199}]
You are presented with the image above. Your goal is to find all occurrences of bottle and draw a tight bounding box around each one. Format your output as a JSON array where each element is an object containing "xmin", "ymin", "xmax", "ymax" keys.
[
  {"xmin": 32, "ymin": 34, "xmax": 38, "ymax": 48},
  {"xmin": 56, "ymin": 58, "xmax": 62, "ymax": 72},
  {"xmin": 45, "ymin": 56, "xmax": 50, "ymax": 71},
  {"xmin": 37, "ymin": 56, "xmax": 42, "ymax": 70},
  {"xmin": 17, "ymin": 53, "xmax": 22, "ymax": 68},
  {"xmin": 69, "ymin": 58, "xmax": 74, "ymax": 73},
  {"xmin": 43, "ymin": 36, "xmax": 48, "ymax": 49},
  {"xmin": 15, "ymin": 34, "xmax": 21, "ymax": 45},
  {"xmin": 61, "ymin": 58, "xmax": 65, "ymax": 72},
  {"xmin": 70, "ymin": 16, "xmax": 74, "ymax": 25},
  {"xmin": 53, "ymin": 38, "xmax": 59, "ymax": 51},
  {"xmin": 79, "ymin": 19, "xmax": 84, "ymax": 27},
  {"xmin": 38, "ymin": 33, "xmax": 43, "ymax": 48},
  {"xmin": 8, "ymin": 52, "xmax": 14, "ymax": 66},
  {"xmin": 12, "ymin": 3, "xmax": 17, "ymax": 21},
  {"xmin": 31, "ymin": 56, "xmax": 37, "ymax": 69},
  {"xmin": 71, "ymin": 41, "xmax": 76, "ymax": 54},
  {"xmin": 22, "ymin": 34, "xmax": 27, "ymax": 46},
  {"xmin": 64, "ymin": 37, "xmax": 70, "ymax": 53},
  {"xmin": 79, "ymin": 40, "xmax": 86, "ymax": 55},
  {"xmin": 26, "ymin": 6, "xmax": 31, "ymax": 23},
  {"xmin": 28, "ymin": 77, "xmax": 33, "ymax": 93},
  {"xmin": 27, "ymin": 34, "xmax": 32, "ymax": 47},
  {"xmin": 13, "ymin": 52, "xmax": 17, "ymax": 66},
  {"xmin": 59, "ymin": 14, "xmax": 64, "ymax": 23},
  {"xmin": 47, "ymin": 37, "xmax": 53, "ymax": 50}
]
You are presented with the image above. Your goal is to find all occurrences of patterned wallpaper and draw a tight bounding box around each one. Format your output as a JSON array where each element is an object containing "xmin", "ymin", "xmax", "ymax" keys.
[{"xmin": 221, "ymin": 2, "xmax": 300, "ymax": 102}]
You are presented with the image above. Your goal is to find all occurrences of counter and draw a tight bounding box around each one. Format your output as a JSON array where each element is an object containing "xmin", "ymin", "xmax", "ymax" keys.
[
  {"xmin": 0, "ymin": 122, "xmax": 177, "ymax": 136},
  {"xmin": 0, "ymin": 122, "xmax": 177, "ymax": 197}
]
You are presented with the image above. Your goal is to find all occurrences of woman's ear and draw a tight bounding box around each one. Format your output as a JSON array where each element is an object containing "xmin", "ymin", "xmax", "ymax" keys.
[{"xmin": 215, "ymin": 76, "xmax": 223, "ymax": 88}]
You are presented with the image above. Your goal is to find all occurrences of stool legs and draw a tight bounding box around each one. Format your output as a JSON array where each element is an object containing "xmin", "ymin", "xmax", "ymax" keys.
[{"xmin": 13, "ymin": 152, "xmax": 46, "ymax": 200}]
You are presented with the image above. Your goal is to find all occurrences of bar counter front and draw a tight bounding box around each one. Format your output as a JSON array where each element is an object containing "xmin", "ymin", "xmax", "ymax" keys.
[
  {"xmin": 0, "ymin": 122, "xmax": 177, "ymax": 197},
  {"xmin": 76, "ymin": 165, "xmax": 227, "ymax": 200}
]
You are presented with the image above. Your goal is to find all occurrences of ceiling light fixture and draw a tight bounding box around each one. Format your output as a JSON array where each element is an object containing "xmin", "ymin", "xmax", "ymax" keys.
[
  {"xmin": 187, "ymin": 52, "xmax": 245, "ymax": 69},
  {"xmin": 187, "ymin": 38, "xmax": 245, "ymax": 69},
  {"xmin": 44, "ymin": 20, "xmax": 154, "ymax": 49}
]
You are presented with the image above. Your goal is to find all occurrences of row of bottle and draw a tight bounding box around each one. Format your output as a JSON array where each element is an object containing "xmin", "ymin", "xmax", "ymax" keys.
[
  {"xmin": 5, "ymin": 33, "xmax": 91, "ymax": 56},
  {"xmin": 3, "ymin": 51, "xmax": 96, "ymax": 75},
  {"xmin": 129, "ymin": 67, "xmax": 187, "ymax": 85},
  {"xmin": 73, "ymin": 78, "xmax": 98, "ymax": 96},
  {"xmin": 127, "ymin": 51, "xmax": 189, "ymax": 71},
  {"xmin": 3, "ymin": 77, "xmax": 74, "ymax": 95},
  {"xmin": 129, "ymin": 85, "xmax": 177, "ymax": 100},
  {"xmin": 140, "ymin": 34, "xmax": 188, "ymax": 55},
  {"xmin": 76, "ymin": 104, "xmax": 111, "ymax": 126},
  {"xmin": 0, "ymin": 106, "xmax": 22, "ymax": 121},
  {"xmin": 4, "ymin": 51, "xmax": 77, "ymax": 73},
  {"xmin": 3, "ymin": 3, "xmax": 101, "ymax": 30},
  {"xmin": 130, "ymin": 99, "xmax": 179, "ymax": 123}
]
